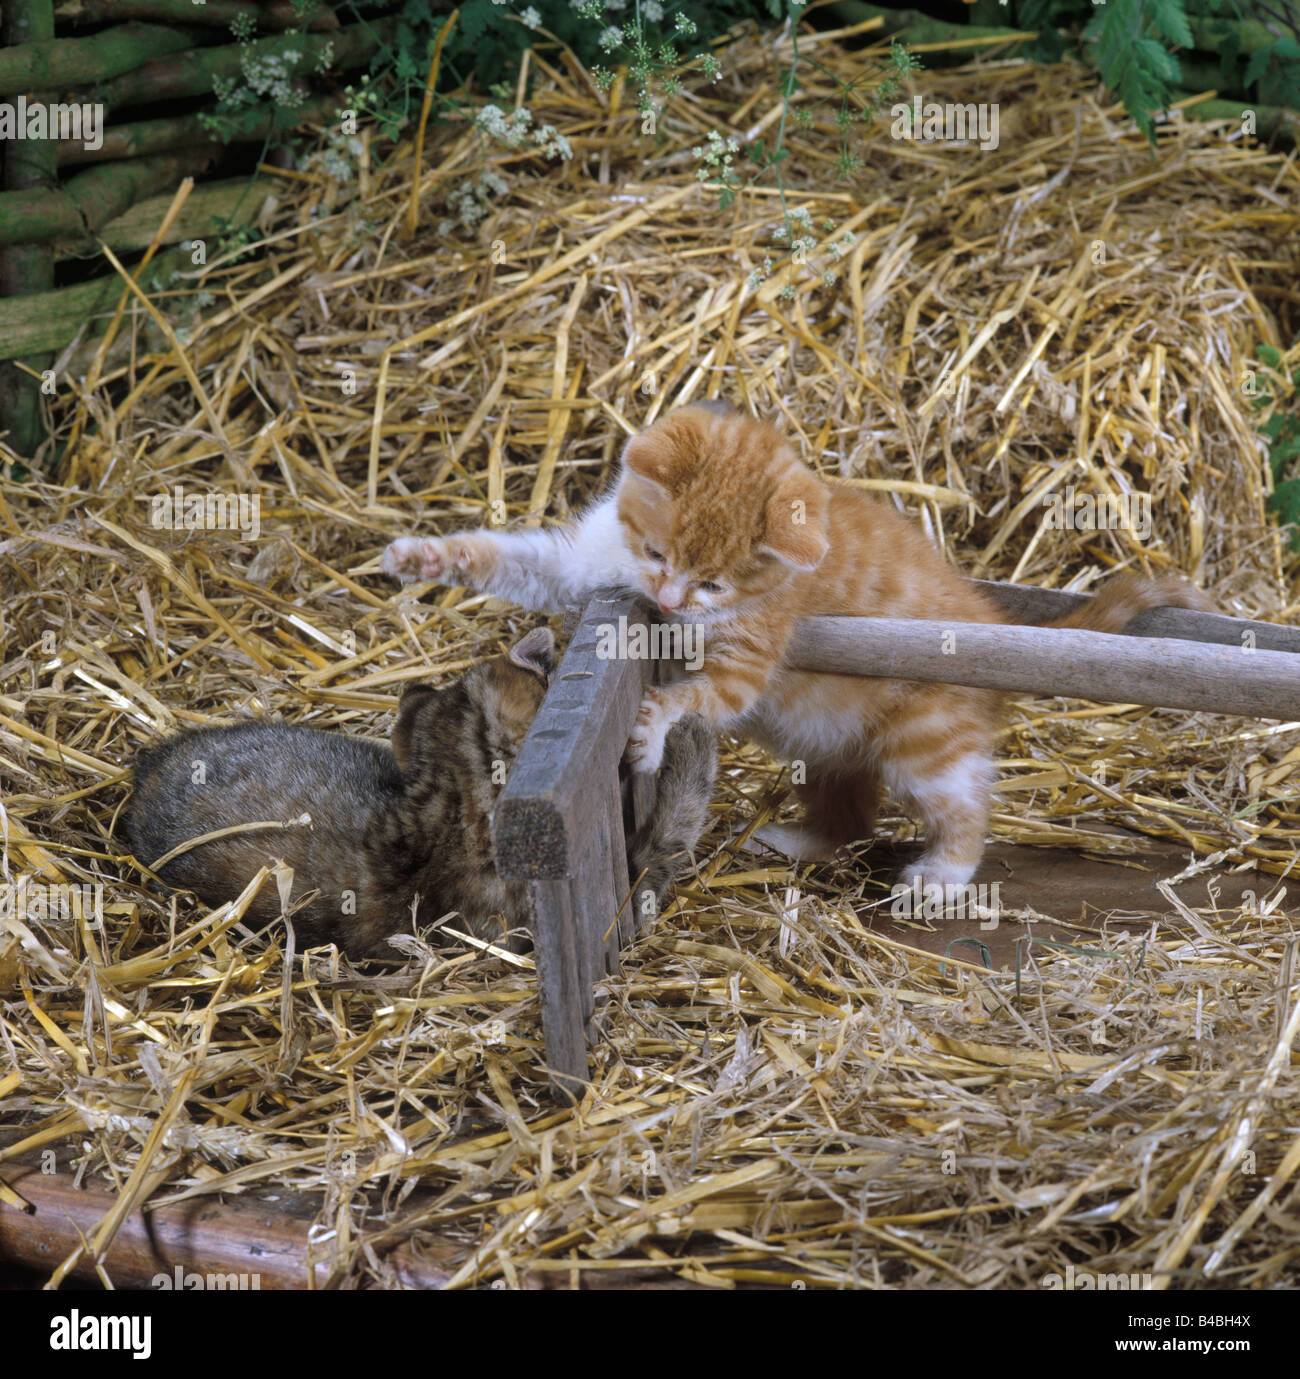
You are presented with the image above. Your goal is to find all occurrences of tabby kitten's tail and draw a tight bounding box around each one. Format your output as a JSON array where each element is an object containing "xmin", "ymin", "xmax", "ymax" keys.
[
  {"xmin": 1043, "ymin": 572, "xmax": 1212, "ymax": 633},
  {"xmin": 628, "ymin": 714, "xmax": 716, "ymax": 915}
]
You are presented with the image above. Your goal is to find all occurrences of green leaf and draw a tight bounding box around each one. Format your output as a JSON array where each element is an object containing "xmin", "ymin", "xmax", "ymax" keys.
[
  {"xmin": 1217, "ymin": 27, "xmax": 1241, "ymax": 84},
  {"xmin": 1257, "ymin": 343, "xmax": 1283, "ymax": 369},
  {"xmin": 1267, "ymin": 476, "xmax": 1300, "ymax": 548},
  {"xmin": 1244, "ymin": 45, "xmax": 1272, "ymax": 88},
  {"xmin": 1271, "ymin": 438, "xmax": 1300, "ymax": 479},
  {"xmin": 457, "ymin": 0, "xmax": 494, "ymax": 47},
  {"xmin": 1085, "ymin": 0, "xmax": 1180, "ymax": 147},
  {"xmin": 1136, "ymin": 38, "xmax": 1181, "ymax": 83},
  {"xmin": 1036, "ymin": 27, "xmax": 1067, "ymax": 62},
  {"xmin": 1148, "ymin": 0, "xmax": 1194, "ymax": 47}
]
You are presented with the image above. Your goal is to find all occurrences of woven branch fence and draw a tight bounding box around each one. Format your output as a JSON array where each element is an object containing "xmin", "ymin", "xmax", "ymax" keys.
[{"xmin": 0, "ymin": 0, "xmax": 407, "ymax": 460}]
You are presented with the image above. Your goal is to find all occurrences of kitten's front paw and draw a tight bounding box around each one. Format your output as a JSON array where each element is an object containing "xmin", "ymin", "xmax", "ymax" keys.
[
  {"xmin": 625, "ymin": 689, "xmax": 670, "ymax": 773},
  {"xmin": 382, "ymin": 536, "xmax": 449, "ymax": 584},
  {"xmin": 382, "ymin": 535, "xmax": 490, "ymax": 587}
]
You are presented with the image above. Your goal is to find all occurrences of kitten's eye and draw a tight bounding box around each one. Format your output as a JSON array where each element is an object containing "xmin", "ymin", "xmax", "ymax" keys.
[
  {"xmin": 645, "ymin": 544, "xmax": 665, "ymax": 563},
  {"xmin": 699, "ymin": 580, "xmax": 724, "ymax": 594}
]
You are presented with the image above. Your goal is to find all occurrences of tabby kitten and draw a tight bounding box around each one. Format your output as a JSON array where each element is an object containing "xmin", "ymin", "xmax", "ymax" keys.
[
  {"xmin": 123, "ymin": 628, "xmax": 716, "ymax": 956},
  {"xmin": 382, "ymin": 405, "xmax": 1210, "ymax": 893}
]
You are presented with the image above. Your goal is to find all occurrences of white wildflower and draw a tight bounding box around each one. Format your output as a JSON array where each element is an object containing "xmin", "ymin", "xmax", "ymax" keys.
[
  {"xmin": 536, "ymin": 123, "xmax": 573, "ymax": 160},
  {"xmin": 476, "ymin": 103, "xmax": 533, "ymax": 148},
  {"xmin": 441, "ymin": 168, "xmax": 512, "ymax": 236}
]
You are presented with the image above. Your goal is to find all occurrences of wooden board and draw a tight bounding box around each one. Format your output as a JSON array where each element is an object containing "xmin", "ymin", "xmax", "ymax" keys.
[
  {"xmin": 493, "ymin": 594, "xmax": 653, "ymax": 1095},
  {"xmin": 0, "ymin": 1160, "xmax": 458, "ymax": 1289},
  {"xmin": 0, "ymin": 1152, "xmax": 717, "ymax": 1290}
]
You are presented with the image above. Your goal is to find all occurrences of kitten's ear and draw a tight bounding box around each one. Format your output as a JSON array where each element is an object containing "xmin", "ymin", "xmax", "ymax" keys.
[
  {"xmin": 508, "ymin": 626, "xmax": 555, "ymax": 681},
  {"xmin": 397, "ymin": 682, "xmax": 439, "ymax": 714},
  {"xmin": 618, "ymin": 470, "xmax": 670, "ymax": 514},
  {"xmin": 393, "ymin": 683, "xmax": 440, "ymax": 772},
  {"xmin": 759, "ymin": 472, "xmax": 830, "ymax": 571},
  {"xmin": 620, "ymin": 430, "xmax": 676, "ymax": 494}
]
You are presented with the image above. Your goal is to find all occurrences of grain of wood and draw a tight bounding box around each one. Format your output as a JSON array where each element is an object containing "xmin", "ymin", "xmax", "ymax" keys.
[{"xmin": 493, "ymin": 595, "xmax": 652, "ymax": 1090}]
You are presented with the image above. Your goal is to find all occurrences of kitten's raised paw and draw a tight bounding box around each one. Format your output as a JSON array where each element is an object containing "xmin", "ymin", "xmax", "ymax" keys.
[
  {"xmin": 625, "ymin": 689, "xmax": 669, "ymax": 773},
  {"xmin": 382, "ymin": 536, "xmax": 448, "ymax": 583}
]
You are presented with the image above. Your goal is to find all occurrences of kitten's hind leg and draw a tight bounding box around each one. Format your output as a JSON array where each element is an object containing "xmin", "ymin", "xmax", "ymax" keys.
[
  {"xmin": 884, "ymin": 744, "xmax": 994, "ymax": 892},
  {"xmin": 751, "ymin": 768, "xmax": 881, "ymax": 862},
  {"xmin": 871, "ymin": 685, "xmax": 997, "ymax": 893}
]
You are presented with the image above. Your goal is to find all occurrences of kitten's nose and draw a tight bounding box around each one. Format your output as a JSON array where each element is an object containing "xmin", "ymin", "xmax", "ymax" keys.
[{"xmin": 658, "ymin": 579, "xmax": 685, "ymax": 613}]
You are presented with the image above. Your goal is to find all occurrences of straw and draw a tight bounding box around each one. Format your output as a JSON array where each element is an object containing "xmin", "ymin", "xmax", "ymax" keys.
[{"xmin": 1, "ymin": 28, "xmax": 1298, "ymax": 1289}]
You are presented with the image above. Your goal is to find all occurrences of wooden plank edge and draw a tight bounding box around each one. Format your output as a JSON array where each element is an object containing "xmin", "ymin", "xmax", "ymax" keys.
[
  {"xmin": 0, "ymin": 1162, "xmax": 457, "ymax": 1290},
  {"xmin": 494, "ymin": 593, "xmax": 651, "ymax": 879}
]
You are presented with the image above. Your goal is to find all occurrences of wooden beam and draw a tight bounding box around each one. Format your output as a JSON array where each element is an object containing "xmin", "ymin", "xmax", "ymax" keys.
[
  {"xmin": 93, "ymin": 18, "xmax": 399, "ymax": 110},
  {"xmin": 0, "ymin": 149, "xmax": 217, "ymax": 246},
  {"xmin": 493, "ymin": 594, "xmax": 653, "ymax": 1094},
  {"xmin": 0, "ymin": 243, "xmax": 190, "ymax": 360},
  {"xmin": 58, "ymin": 93, "xmax": 341, "ymax": 167},
  {"xmin": 525, "ymin": 878, "xmax": 590, "ymax": 1100},
  {"xmin": 0, "ymin": 0, "xmax": 56, "ymax": 459},
  {"xmin": 56, "ymin": 175, "xmax": 276, "ymax": 255},
  {"xmin": 788, "ymin": 618, "xmax": 1300, "ymax": 720},
  {"xmin": 0, "ymin": 1161, "xmax": 458, "ymax": 1289},
  {"xmin": 495, "ymin": 594, "xmax": 651, "ymax": 880},
  {"xmin": 53, "ymin": 0, "xmax": 341, "ymax": 32},
  {"xmin": 0, "ymin": 1156, "xmax": 721, "ymax": 1289},
  {"xmin": 0, "ymin": 20, "xmax": 189, "ymax": 95}
]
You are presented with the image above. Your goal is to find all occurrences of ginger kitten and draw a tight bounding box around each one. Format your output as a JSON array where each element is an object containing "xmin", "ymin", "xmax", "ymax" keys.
[{"xmin": 383, "ymin": 404, "xmax": 1209, "ymax": 894}]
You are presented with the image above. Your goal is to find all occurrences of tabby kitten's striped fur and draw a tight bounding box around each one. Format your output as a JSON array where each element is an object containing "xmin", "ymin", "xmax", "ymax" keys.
[{"xmin": 124, "ymin": 628, "xmax": 715, "ymax": 955}]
